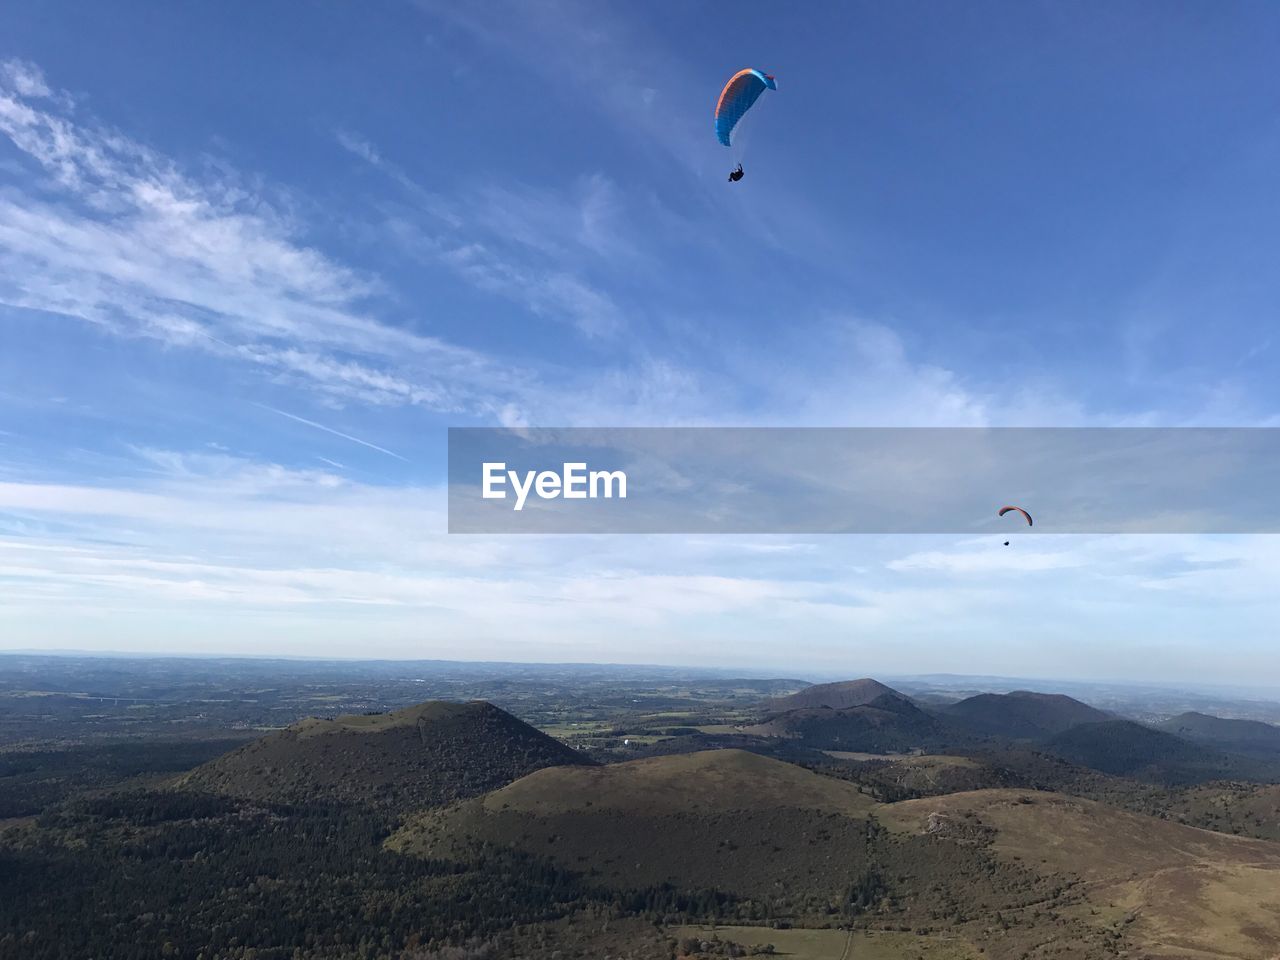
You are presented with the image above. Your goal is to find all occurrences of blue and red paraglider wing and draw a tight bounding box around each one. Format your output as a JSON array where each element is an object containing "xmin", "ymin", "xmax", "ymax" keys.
[{"xmin": 714, "ymin": 69, "xmax": 777, "ymax": 147}]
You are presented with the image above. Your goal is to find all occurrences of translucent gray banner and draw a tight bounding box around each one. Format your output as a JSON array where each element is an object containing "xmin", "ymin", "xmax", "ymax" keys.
[{"xmin": 447, "ymin": 428, "xmax": 1280, "ymax": 533}]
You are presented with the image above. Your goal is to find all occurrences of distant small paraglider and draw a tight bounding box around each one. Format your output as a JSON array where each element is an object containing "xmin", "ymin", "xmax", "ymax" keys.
[{"xmin": 999, "ymin": 506, "xmax": 1032, "ymax": 545}]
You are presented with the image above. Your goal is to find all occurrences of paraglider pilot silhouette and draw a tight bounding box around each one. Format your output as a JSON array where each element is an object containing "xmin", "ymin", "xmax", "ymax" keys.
[{"xmin": 715, "ymin": 69, "xmax": 776, "ymax": 182}]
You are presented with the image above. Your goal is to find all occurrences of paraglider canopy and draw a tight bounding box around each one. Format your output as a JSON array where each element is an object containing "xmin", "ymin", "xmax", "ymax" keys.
[
  {"xmin": 998, "ymin": 505, "xmax": 1034, "ymax": 527},
  {"xmin": 715, "ymin": 69, "xmax": 777, "ymax": 147}
]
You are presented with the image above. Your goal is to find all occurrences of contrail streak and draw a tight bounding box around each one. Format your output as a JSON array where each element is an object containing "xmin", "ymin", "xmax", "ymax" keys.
[{"xmin": 255, "ymin": 404, "xmax": 410, "ymax": 462}]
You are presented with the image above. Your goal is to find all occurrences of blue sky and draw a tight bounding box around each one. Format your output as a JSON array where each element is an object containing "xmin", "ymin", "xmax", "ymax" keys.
[{"xmin": 1, "ymin": 1, "xmax": 1279, "ymax": 683}]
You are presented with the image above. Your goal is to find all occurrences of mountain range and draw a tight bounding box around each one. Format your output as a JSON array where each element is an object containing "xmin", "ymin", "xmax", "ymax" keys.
[{"xmin": 111, "ymin": 680, "xmax": 1280, "ymax": 958}]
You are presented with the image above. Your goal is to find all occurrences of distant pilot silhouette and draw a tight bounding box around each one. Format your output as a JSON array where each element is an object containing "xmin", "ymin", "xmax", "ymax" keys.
[{"xmin": 728, "ymin": 163, "xmax": 744, "ymax": 182}]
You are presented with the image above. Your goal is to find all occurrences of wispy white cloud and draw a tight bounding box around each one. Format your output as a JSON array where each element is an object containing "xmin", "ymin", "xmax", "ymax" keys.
[
  {"xmin": 413, "ymin": 0, "xmax": 705, "ymax": 171},
  {"xmin": 465, "ymin": 174, "xmax": 636, "ymax": 264},
  {"xmin": 0, "ymin": 60, "xmax": 531, "ymax": 417},
  {"xmin": 128, "ymin": 446, "xmax": 348, "ymax": 490},
  {"xmin": 889, "ymin": 542, "xmax": 1090, "ymax": 574},
  {"xmin": 0, "ymin": 60, "xmax": 51, "ymax": 99},
  {"xmin": 438, "ymin": 239, "xmax": 624, "ymax": 338},
  {"xmin": 720, "ymin": 319, "xmax": 995, "ymax": 427},
  {"xmin": 333, "ymin": 128, "xmax": 381, "ymax": 166},
  {"xmin": 337, "ymin": 128, "xmax": 630, "ymax": 339}
]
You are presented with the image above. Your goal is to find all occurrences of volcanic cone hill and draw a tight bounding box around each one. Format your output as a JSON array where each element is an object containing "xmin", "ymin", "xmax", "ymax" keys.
[
  {"xmin": 389, "ymin": 749, "xmax": 882, "ymax": 896},
  {"xmin": 765, "ymin": 677, "xmax": 907, "ymax": 712},
  {"xmin": 941, "ymin": 690, "xmax": 1111, "ymax": 740},
  {"xmin": 178, "ymin": 700, "xmax": 591, "ymax": 812},
  {"xmin": 1041, "ymin": 718, "xmax": 1270, "ymax": 785},
  {"xmin": 1156, "ymin": 711, "xmax": 1280, "ymax": 759},
  {"xmin": 744, "ymin": 692, "xmax": 960, "ymax": 753}
]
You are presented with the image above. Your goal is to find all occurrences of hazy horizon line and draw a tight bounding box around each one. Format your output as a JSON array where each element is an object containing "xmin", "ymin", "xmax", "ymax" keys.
[{"xmin": 4, "ymin": 648, "xmax": 1278, "ymax": 699}]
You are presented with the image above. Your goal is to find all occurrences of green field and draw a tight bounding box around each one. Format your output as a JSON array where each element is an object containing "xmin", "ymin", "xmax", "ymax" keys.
[
  {"xmin": 671, "ymin": 924, "xmax": 847, "ymax": 958},
  {"xmin": 670, "ymin": 926, "xmax": 979, "ymax": 959},
  {"xmin": 846, "ymin": 931, "xmax": 979, "ymax": 959}
]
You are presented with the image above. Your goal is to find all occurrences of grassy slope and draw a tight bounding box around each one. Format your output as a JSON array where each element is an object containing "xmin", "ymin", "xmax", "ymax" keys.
[
  {"xmin": 1167, "ymin": 782, "xmax": 1280, "ymax": 841},
  {"xmin": 868, "ymin": 754, "xmax": 996, "ymax": 795},
  {"xmin": 879, "ymin": 788, "xmax": 1280, "ymax": 959}
]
